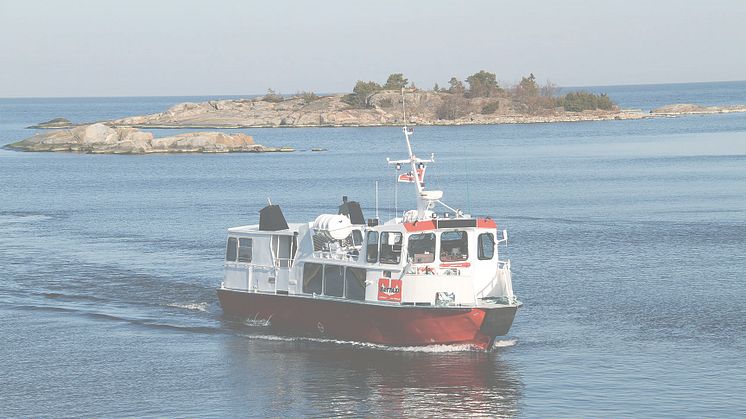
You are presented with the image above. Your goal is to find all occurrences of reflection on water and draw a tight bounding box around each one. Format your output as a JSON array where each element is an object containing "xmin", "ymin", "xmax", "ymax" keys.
[{"xmin": 221, "ymin": 332, "xmax": 522, "ymax": 417}]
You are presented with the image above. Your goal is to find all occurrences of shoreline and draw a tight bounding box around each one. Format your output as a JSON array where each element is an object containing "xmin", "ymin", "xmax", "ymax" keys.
[
  {"xmin": 26, "ymin": 103, "xmax": 746, "ymax": 131},
  {"xmin": 11, "ymin": 100, "xmax": 746, "ymax": 154}
]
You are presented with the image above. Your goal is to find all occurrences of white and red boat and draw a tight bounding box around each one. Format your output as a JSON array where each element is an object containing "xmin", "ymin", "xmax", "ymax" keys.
[{"xmin": 218, "ymin": 116, "xmax": 521, "ymax": 349}]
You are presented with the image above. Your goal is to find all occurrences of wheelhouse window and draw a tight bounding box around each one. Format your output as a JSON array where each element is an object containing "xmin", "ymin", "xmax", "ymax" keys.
[
  {"xmin": 302, "ymin": 262, "xmax": 323, "ymax": 294},
  {"xmin": 323, "ymin": 265, "xmax": 344, "ymax": 297},
  {"xmin": 352, "ymin": 230, "xmax": 363, "ymax": 246},
  {"xmin": 345, "ymin": 267, "xmax": 366, "ymax": 301},
  {"xmin": 226, "ymin": 237, "xmax": 238, "ymax": 262},
  {"xmin": 440, "ymin": 231, "xmax": 468, "ymax": 262},
  {"xmin": 478, "ymin": 233, "xmax": 495, "ymax": 260},
  {"xmin": 380, "ymin": 232, "xmax": 403, "ymax": 264},
  {"xmin": 408, "ymin": 233, "xmax": 435, "ymax": 263},
  {"xmin": 366, "ymin": 231, "xmax": 379, "ymax": 263},
  {"xmin": 237, "ymin": 238, "xmax": 253, "ymax": 263}
]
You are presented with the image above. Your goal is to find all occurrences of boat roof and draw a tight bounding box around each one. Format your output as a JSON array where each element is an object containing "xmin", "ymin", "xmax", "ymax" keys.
[{"xmin": 228, "ymin": 223, "xmax": 307, "ymax": 235}]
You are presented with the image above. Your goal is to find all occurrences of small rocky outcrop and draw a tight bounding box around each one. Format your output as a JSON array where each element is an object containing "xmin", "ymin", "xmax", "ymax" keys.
[
  {"xmin": 27, "ymin": 117, "xmax": 74, "ymax": 129},
  {"xmin": 5, "ymin": 123, "xmax": 284, "ymax": 154},
  {"xmin": 651, "ymin": 103, "xmax": 746, "ymax": 115}
]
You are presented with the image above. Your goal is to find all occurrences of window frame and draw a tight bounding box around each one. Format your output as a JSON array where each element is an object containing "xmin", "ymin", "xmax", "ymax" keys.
[
  {"xmin": 237, "ymin": 237, "xmax": 253, "ymax": 263},
  {"xmin": 323, "ymin": 264, "xmax": 345, "ymax": 297},
  {"xmin": 407, "ymin": 232, "xmax": 436, "ymax": 264},
  {"xmin": 345, "ymin": 267, "xmax": 367, "ymax": 301},
  {"xmin": 379, "ymin": 231, "xmax": 403, "ymax": 265},
  {"xmin": 226, "ymin": 237, "xmax": 238, "ymax": 262},
  {"xmin": 302, "ymin": 262, "xmax": 323, "ymax": 295},
  {"xmin": 439, "ymin": 230, "xmax": 469, "ymax": 262},
  {"xmin": 366, "ymin": 231, "xmax": 379, "ymax": 263},
  {"xmin": 478, "ymin": 232, "xmax": 495, "ymax": 260}
]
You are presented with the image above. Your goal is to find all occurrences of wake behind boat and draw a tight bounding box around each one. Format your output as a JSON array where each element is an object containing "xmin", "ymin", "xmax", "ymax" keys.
[{"xmin": 217, "ymin": 100, "xmax": 521, "ymax": 349}]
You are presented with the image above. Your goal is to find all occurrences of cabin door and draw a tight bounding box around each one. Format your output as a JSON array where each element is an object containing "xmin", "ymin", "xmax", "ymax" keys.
[{"xmin": 272, "ymin": 235, "xmax": 295, "ymax": 292}]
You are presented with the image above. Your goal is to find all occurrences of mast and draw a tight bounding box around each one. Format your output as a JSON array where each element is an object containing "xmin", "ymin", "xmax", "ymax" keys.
[{"xmin": 388, "ymin": 88, "xmax": 440, "ymax": 221}]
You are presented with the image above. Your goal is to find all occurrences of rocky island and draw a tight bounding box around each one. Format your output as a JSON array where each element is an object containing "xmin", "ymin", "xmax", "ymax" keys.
[
  {"xmin": 103, "ymin": 72, "xmax": 746, "ymax": 129},
  {"xmin": 5, "ymin": 123, "xmax": 291, "ymax": 154},
  {"xmin": 106, "ymin": 91, "xmax": 645, "ymax": 129},
  {"xmin": 106, "ymin": 72, "xmax": 646, "ymax": 128},
  {"xmin": 12, "ymin": 72, "xmax": 746, "ymax": 154}
]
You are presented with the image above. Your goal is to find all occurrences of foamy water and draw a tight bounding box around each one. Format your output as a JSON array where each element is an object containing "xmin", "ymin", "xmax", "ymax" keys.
[
  {"xmin": 166, "ymin": 302, "xmax": 210, "ymax": 312},
  {"xmin": 239, "ymin": 333, "xmax": 517, "ymax": 352}
]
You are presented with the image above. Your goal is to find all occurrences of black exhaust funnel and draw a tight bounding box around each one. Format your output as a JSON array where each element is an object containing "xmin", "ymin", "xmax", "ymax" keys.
[
  {"xmin": 338, "ymin": 197, "xmax": 365, "ymax": 225},
  {"xmin": 259, "ymin": 204, "xmax": 289, "ymax": 231}
]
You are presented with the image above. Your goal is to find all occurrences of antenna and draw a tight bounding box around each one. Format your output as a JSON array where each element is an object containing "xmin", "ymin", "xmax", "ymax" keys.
[
  {"xmin": 401, "ymin": 87, "xmax": 407, "ymax": 129},
  {"xmin": 394, "ymin": 169, "xmax": 398, "ymax": 220},
  {"xmin": 387, "ymin": 88, "xmax": 438, "ymax": 221},
  {"xmin": 375, "ymin": 180, "xmax": 379, "ymax": 220}
]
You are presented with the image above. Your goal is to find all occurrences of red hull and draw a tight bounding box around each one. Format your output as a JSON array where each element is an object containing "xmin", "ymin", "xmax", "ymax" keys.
[{"xmin": 217, "ymin": 289, "xmax": 518, "ymax": 350}]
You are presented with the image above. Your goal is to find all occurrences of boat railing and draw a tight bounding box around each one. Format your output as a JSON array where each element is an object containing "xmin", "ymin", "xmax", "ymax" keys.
[
  {"xmin": 274, "ymin": 257, "xmax": 294, "ymax": 268},
  {"xmin": 312, "ymin": 250, "xmax": 359, "ymax": 262}
]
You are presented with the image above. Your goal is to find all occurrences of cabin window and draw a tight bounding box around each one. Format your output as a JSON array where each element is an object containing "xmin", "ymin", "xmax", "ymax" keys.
[
  {"xmin": 440, "ymin": 231, "xmax": 468, "ymax": 262},
  {"xmin": 237, "ymin": 238, "xmax": 253, "ymax": 263},
  {"xmin": 478, "ymin": 233, "xmax": 495, "ymax": 260},
  {"xmin": 226, "ymin": 237, "xmax": 238, "ymax": 262},
  {"xmin": 345, "ymin": 267, "xmax": 366, "ymax": 301},
  {"xmin": 324, "ymin": 265, "xmax": 344, "ymax": 297},
  {"xmin": 302, "ymin": 262, "xmax": 323, "ymax": 294},
  {"xmin": 352, "ymin": 229, "xmax": 364, "ymax": 246},
  {"xmin": 366, "ymin": 231, "xmax": 379, "ymax": 263},
  {"xmin": 408, "ymin": 233, "xmax": 436, "ymax": 263},
  {"xmin": 380, "ymin": 232, "xmax": 403, "ymax": 264}
]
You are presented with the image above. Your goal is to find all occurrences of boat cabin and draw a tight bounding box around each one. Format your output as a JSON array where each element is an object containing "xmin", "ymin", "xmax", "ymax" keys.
[{"xmin": 221, "ymin": 203, "xmax": 513, "ymax": 307}]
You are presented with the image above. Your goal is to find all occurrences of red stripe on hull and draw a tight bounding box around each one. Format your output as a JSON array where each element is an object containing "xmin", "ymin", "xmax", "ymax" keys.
[{"xmin": 217, "ymin": 289, "xmax": 517, "ymax": 349}]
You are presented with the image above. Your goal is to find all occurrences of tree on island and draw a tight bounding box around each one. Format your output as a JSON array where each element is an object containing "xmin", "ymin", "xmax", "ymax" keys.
[
  {"xmin": 299, "ymin": 91, "xmax": 319, "ymax": 104},
  {"xmin": 516, "ymin": 73, "xmax": 539, "ymax": 97},
  {"xmin": 262, "ymin": 88, "xmax": 284, "ymax": 103},
  {"xmin": 465, "ymin": 70, "xmax": 501, "ymax": 98},
  {"xmin": 436, "ymin": 95, "xmax": 468, "ymax": 120},
  {"xmin": 337, "ymin": 71, "xmax": 616, "ymax": 113},
  {"xmin": 556, "ymin": 92, "xmax": 615, "ymax": 112},
  {"xmin": 448, "ymin": 77, "xmax": 465, "ymax": 94},
  {"xmin": 342, "ymin": 80, "xmax": 383, "ymax": 108},
  {"xmin": 540, "ymin": 80, "xmax": 558, "ymax": 97},
  {"xmin": 384, "ymin": 73, "xmax": 409, "ymax": 90}
]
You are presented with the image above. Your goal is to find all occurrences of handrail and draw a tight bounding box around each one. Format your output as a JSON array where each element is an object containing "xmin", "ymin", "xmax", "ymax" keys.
[{"xmin": 274, "ymin": 257, "xmax": 294, "ymax": 268}]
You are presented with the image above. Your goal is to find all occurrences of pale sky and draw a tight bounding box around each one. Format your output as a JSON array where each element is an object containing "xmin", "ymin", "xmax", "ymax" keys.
[{"xmin": 1, "ymin": 0, "xmax": 745, "ymax": 97}]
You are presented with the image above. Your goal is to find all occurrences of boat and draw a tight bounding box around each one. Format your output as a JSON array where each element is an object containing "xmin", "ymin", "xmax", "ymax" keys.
[{"xmin": 217, "ymin": 102, "xmax": 521, "ymax": 350}]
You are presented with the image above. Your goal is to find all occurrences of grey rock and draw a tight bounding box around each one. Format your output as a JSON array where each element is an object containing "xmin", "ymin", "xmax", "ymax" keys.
[{"xmin": 5, "ymin": 123, "xmax": 283, "ymax": 154}]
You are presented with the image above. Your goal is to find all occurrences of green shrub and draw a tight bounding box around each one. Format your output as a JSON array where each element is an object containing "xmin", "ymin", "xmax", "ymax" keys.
[
  {"xmin": 436, "ymin": 95, "xmax": 468, "ymax": 120},
  {"xmin": 384, "ymin": 73, "xmax": 408, "ymax": 90},
  {"xmin": 262, "ymin": 88, "xmax": 284, "ymax": 103},
  {"xmin": 342, "ymin": 80, "xmax": 383, "ymax": 108},
  {"xmin": 301, "ymin": 91, "xmax": 319, "ymax": 103},
  {"xmin": 466, "ymin": 70, "xmax": 501, "ymax": 98},
  {"xmin": 481, "ymin": 101, "xmax": 499, "ymax": 114},
  {"xmin": 556, "ymin": 91, "xmax": 615, "ymax": 112}
]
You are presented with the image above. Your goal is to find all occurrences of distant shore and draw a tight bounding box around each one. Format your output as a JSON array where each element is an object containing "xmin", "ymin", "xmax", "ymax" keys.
[
  {"xmin": 26, "ymin": 92, "xmax": 746, "ymax": 131},
  {"xmin": 11, "ymin": 91, "xmax": 746, "ymax": 154}
]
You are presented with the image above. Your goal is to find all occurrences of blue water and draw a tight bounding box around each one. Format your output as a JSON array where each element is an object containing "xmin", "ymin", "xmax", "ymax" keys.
[{"xmin": 1, "ymin": 82, "xmax": 745, "ymax": 417}]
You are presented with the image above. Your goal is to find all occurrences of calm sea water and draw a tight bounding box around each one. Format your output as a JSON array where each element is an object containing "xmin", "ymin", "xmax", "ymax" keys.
[{"xmin": 1, "ymin": 82, "xmax": 745, "ymax": 417}]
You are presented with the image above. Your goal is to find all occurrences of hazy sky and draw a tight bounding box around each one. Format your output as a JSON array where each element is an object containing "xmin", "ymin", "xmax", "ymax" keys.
[{"xmin": 1, "ymin": 0, "xmax": 745, "ymax": 97}]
